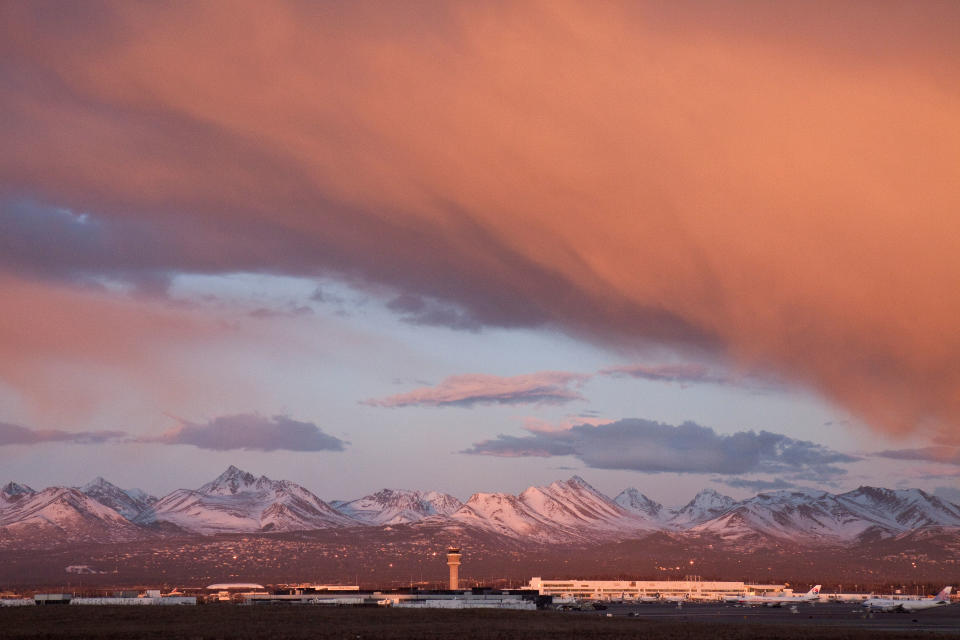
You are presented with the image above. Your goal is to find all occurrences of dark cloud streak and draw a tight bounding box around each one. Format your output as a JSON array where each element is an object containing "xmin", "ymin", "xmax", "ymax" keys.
[
  {"xmin": 875, "ymin": 446, "xmax": 960, "ymax": 466},
  {"xmin": 0, "ymin": 421, "xmax": 125, "ymax": 445}
]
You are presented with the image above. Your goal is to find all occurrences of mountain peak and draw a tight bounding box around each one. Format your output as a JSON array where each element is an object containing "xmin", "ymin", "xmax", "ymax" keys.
[
  {"xmin": 549, "ymin": 475, "xmax": 601, "ymax": 495},
  {"xmin": 82, "ymin": 476, "xmax": 116, "ymax": 491},
  {"xmin": 200, "ymin": 465, "xmax": 261, "ymax": 495},
  {"xmin": 1, "ymin": 481, "xmax": 35, "ymax": 497},
  {"xmin": 687, "ymin": 488, "xmax": 735, "ymax": 504},
  {"xmin": 614, "ymin": 488, "xmax": 664, "ymax": 519},
  {"xmin": 669, "ymin": 488, "xmax": 736, "ymax": 526}
]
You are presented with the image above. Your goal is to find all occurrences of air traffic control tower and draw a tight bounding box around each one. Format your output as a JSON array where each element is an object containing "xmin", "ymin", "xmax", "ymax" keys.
[{"xmin": 446, "ymin": 547, "xmax": 462, "ymax": 590}]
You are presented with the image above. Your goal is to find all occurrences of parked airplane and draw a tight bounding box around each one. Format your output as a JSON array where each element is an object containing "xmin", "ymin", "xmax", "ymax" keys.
[
  {"xmin": 862, "ymin": 587, "xmax": 952, "ymax": 613},
  {"xmin": 660, "ymin": 593, "xmax": 688, "ymax": 603},
  {"xmin": 737, "ymin": 585, "xmax": 821, "ymax": 607}
]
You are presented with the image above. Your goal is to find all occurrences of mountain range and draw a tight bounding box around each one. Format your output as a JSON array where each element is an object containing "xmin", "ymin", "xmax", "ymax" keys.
[{"xmin": 2, "ymin": 466, "xmax": 959, "ymax": 549}]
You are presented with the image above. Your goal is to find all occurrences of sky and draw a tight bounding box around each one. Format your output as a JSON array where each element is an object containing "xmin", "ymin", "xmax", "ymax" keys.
[{"xmin": 1, "ymin": 1, "xmax": 959, "ymax": 507}]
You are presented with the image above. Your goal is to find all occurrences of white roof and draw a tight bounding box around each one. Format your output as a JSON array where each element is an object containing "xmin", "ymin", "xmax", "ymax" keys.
[{"xmin": 206, "ymin": 583, "xmax": 265, "ymax": 590}]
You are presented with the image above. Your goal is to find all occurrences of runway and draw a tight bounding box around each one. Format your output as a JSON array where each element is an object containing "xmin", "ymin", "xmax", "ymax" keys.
[
  {"xmin": 2, "ymin": 601, "xmax": 958, "ymax": 638},
  {"xmin": 571, "ymin": 601, "xmax": 960, "ymax": 635}
]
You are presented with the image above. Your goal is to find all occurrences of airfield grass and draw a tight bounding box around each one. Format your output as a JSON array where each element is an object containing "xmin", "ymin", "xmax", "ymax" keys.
[{"xmin": 0, "ymin": 606, "xmax": 939, "ymax": 640}]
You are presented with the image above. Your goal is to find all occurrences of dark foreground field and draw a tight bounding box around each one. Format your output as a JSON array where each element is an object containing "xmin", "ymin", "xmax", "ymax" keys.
[{"xmin": 2, "ymin": 604, "xmax": 957, "ymax": 640}]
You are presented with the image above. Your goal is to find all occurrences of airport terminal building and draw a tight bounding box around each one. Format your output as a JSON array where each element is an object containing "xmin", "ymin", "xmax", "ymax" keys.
[{"xmin": 526, "ymin": 577, "xmax": 787, "ymax": 601}]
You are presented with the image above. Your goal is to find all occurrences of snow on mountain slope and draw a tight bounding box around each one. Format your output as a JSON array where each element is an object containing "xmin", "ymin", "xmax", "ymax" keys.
[
  {"xmin": 139, "ymin": 466, "xmax": 358, "ymax": 534},
  {"xmin": 422, "ymin": 491, "xmax": 464, "ymax": 516},
  {"xmin": 452, "ymin": 492, "xmax": 561, "ymax": 540},
  {"xmin": 837, "ymin": 486, "xmax": 960, "ymax": 530},
  {"xmin": 668, "ymin": 489, "xmax": 737, "ymax": 526},
  {"xmin": 523, "ymin": 476, "xmax": 647, "ymax": 530},
  {"xmin": 0, "ymin": 487, "xmax": 140, "ymax": 543},
  {"xmin": 451, "ymin": 476, "xmax": 653, "ymax": 542},
  {"xmin": 80, "ymin": 477, "xmax": 157, "ymax": 521},
  {"xmin": 333, "ymin": 489, "xmax": 463, "ymax": 525},
  {"xmin": 689, "ymin": 489, "xmax": 910, "ymax": 543},
  {"xmin": 614, "ymin": 488, "xmax": 666, "ymax": 521}
]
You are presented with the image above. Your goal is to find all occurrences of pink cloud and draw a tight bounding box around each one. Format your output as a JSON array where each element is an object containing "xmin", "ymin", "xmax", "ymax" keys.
[
  {"xmin": 366, "ymin": 371, "xmax": 590, "ymax": 408},
  {"xmin": 522, "ymin": 416, "xmax": 612, "ymax": 433},
  {"xmin": 0, "ymin": 275, "xmax": 220, "ymax": 417}
]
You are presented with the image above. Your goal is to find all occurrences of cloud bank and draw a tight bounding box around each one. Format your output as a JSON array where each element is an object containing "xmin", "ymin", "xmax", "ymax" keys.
[
  {"xmin": 0, "ymin": 414, "xmax": 347, "ymax": 453},
  {"xmin": 147, "ymin": 414, "xmax": 347, "ymax": 452},
  {"xmin": 1, "ymin": 2, "xmax": 959, "ymax": 441},
  {"xmin": 463, "ymin": 418, "xmax": 858, "ymax": 478},
  {"xmin": 367, "ymin": 371, "xmax": 589, "ymax": 408}
]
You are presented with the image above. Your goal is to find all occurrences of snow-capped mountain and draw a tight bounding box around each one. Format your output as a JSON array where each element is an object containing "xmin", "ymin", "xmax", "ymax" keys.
[
  {"xmin": 80, "ymin": 477, "xmax": 157, "ymax": 521},
  {"xmin": 689, "ymin": 487, "xmax": 960, "ymax": 544},
  {"xmin": 2, "ymin": 469, "xmax": 959, "ymax": 549},
  {"xmin": 332, "ymin": 489, "xmax": 462, "ymax": 525},
  {"xmin": 614, "ymin": 488, "xmax": 666, "ymax": 521},
  {"xmin": 690, "ymin": 489, "xmax": 884, "ymax": 542},
  {"xmin": 667, "ymin": 489, "xmax": 737, "ymax": 526},
  {"xmin": 137, "ymin": 466, "xmax": 358, "ymax": 534},
  {"xmin": 450, "ymin": 476, "xmax": 655, "ymax": 542},
  {"xmin": 0, "ymin": 487, "xmax": 141, "ymax": 544}
]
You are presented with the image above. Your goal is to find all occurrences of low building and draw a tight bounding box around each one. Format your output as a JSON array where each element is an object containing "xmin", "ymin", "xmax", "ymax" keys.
[
  {"xmin": 242, "ymin": 594, "xmax": 372, "ymax": 606},
  {"xmin": 393, "ymin": 594, "xmax": 535, "ymax": 610},
  {"xmin": 274, "ymin": 584, "xmax": 360, "ymax": 595},
  {"xmin": 526, "ymin": 578, "xmax": 786, "ymax": 601},
  {"xmin": 206, "ymin": 582, "xmax": 268, "ymax": 602},
  {"xmin": 243, "ymin": 589, "xmax": 539, "ymax": 609},
  {"xmin": 70, "ymin": 597, "xmax": 196, "ymax": 606},
  {"xmin": 0, "ymin": 599, "xmax": 34, "ymax": 607}
]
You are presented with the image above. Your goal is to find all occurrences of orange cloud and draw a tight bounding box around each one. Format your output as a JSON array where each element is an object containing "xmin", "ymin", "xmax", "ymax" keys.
[
  {"xmin": 1, "ymin": 2, "xmax": 959, "ymax": 441},
  {"xmin": 0, "ymin": 276, "xmax": 216, "ymax": 417}
]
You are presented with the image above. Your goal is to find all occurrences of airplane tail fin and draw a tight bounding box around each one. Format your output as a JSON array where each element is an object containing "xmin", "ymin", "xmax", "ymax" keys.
[
  {"xmin": 807, "ymin": 585, "xmax": 822, "ymax": 597},
  {"xmin": 934, "ymin": 586, "xmax": 952, "ymax": 602}
]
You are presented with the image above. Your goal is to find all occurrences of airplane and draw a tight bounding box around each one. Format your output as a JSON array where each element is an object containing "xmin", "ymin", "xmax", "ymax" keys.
[
  {"xmin": 862, "ymin": 586, "xmax": 952, "ymax": 613},
  {"xmin": 659, "ymin": 593, "xmax": 688, "ymax": 603},
  {"xmin": 737, "ymin": 585, "xmax": 821, "ymax": 607}
]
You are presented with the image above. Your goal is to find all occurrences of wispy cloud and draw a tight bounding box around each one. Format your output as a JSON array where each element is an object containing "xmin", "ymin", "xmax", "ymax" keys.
[
  {"xmin": 600, "ymin": 363, "xmax": 733, "ymax": 385},
  {"xmin": 464, "ymin": 418, "xmax": 858, "ymax": 478},
  {"xmin": 142, "ymin": 414, "xmax": 347, "ymax": 452},
  {"xmin": 874, "ymin": 446, "xmax": 960, "ymax": 466},
  {"xmin": 365, "ymin": 371, "xmax": 590, "ymax": 408},
  {"xmin": 522, "ymin": 416, "xmax": 611, "ymax": 433},
  {"xmin": 600, "ymin": 363, "xmax": 778, "ymax": 391},
  {"xmin": 0, "ymin": 421, "xmax": 125, "ymax": 446},
  {"xmin": 386, "ymin": 294, "xmax": 481, "ymax": 332}
]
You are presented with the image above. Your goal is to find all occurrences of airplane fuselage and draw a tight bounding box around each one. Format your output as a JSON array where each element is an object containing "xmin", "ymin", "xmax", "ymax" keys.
[{"xmin": 862, "ymin": 587, "xmax": 952, "ymax": 613}]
